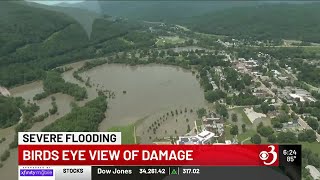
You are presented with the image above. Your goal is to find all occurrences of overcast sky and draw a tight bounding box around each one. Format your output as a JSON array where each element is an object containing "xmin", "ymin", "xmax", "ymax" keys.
[{"xmin": 29, "ymin": 1, "xmax": 84, "ymax": 5}]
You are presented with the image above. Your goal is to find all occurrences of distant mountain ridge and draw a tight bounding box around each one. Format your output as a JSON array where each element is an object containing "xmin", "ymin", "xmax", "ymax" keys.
[
  {"xmin": 55, "ymin": 1, "xmax": 261, "ymax": 22},
  {"xmin": 181, "ymin": 2, "xmax": 320, "ymax": 42},
  {"xmin": 54, "ymin": 1, "xmax": 319, "ymax": 42},
  {"xmin": 55, "ymin": 1, "xmax": 102, "ymax": 14}
]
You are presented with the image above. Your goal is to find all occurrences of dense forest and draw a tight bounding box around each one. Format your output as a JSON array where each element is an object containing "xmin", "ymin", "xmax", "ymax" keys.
[
  {"xmin": 0, "ymin": 96, "xmax": 21, "ymax": 128},
  {"xmin": 42, "ymin": 95, "xmax": 107, "ymax": 132},
  {"xmin": 183, "ymin": 3, "xmax": 320, "ymax": 42}
]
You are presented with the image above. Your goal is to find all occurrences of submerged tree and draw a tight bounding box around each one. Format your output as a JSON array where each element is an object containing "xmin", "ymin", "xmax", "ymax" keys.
[{"xmin": 187, "ymin": 124, "xmax": 191, "ymax": 133}]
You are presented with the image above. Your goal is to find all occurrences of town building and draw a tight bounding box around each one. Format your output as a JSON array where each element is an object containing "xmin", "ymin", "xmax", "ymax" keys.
[
  {"xmin": 244, "ymin": 59, "xmax": 259, "ymax": 69},
  {"xmin": 279, "ymin": 87, "xmax": 317, "ymax": 103},
  {"xmin": 207, "ymin": 70, "xmax": 219, "ymax": 90},
  {"xmin": 305, "ymin": 165, "xmax": 320, "ymax": 180},
  {"xmin": 176, "ymin": 130, "xmax": 215, "ymax": 145},
  {"xmin": 271, "ymin": 69, "xmax": 281, "ymax": 77},
  {"xmin": 202, "ymin": 113, "xmax": 224, "ymax": 136},
  {"xmin": 252, "ymin": 88, "xmax": 273, "ymax": 98}
]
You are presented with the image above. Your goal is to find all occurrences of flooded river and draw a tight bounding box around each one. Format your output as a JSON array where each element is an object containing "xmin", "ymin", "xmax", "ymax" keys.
[{"xmin": 0, "ymin": 62, "xmax": 206, "ymax": 179}]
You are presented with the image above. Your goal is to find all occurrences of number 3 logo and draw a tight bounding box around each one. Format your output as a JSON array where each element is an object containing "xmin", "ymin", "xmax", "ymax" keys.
[{"xmin": 259, "ymin": 145, "xmax": 277, "ymax": 165}]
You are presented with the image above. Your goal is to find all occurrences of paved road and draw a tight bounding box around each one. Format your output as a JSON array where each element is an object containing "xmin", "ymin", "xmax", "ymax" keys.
[
  {"xmin": 254, "ymin": 78, "xmax": 320, "ymax": 142},
  {"xmin": 241, "ymin": 137, "xmax": 251, "ymax": 144},
  {"xmin": 296, "ymin": 115, "xmax": 320, "ymax": 142}
]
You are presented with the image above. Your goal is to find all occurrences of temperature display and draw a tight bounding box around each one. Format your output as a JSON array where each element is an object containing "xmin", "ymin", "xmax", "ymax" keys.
[{"xmin": 279, "ymin": 145, "xmax": 301, "ymax": 180}]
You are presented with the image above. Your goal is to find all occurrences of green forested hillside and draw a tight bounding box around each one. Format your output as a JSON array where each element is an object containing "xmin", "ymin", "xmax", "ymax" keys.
[
  {"xmin": 25, "ymin": 1, "xmax": 102, "ymax": 38},
  {"xmin": 0, "ymin": 2, "xmax": 141, "ymax": 88},
  {"xmin": 183, "ymin": 3, "xmax": 320, "ymax": 42},
  {"xmin": 0, "ymin": 2, "xmax": 74, "ymax": 56}
]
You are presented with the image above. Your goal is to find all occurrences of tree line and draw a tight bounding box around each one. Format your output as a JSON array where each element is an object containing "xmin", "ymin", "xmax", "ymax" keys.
[
  {"xmin": 42, "ymin": 96, "xmax": 107, "ymax": 132},
  {"xmin": 33, "ymin": 71, "xmax": 87, "ymax": 101}
]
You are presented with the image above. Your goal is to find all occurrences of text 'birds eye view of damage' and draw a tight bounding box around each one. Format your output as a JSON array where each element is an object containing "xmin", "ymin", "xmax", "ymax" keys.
[{"xmin": 0, "ymin": 1, "xmax": 320, "ymax": 180}]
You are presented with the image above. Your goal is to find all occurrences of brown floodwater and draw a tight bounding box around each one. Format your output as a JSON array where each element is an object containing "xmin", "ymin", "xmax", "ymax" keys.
[
  {"xmin": 9, "ymin": 81, "xmax": 44, "ymax": 102},
  {"xmin": 0, "ymin": 62, "xmax": 206, "ymax": 179},
  {"xmin": 0, "ymin": 70, "xmax": 77, "ymax": 179},
  {"xmin": 80, "ymin": 63, "xmax": 206, "ymax": 130}
]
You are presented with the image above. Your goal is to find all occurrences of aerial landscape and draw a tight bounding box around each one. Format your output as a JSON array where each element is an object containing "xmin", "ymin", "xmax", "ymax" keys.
[{"xmin": 0, "ymin": 1, "xmax": 320, "ymax": 179}]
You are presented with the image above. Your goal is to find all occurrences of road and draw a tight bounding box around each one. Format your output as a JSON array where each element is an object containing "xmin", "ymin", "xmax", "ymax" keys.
[
  {"xmin": 241, "ymin": 137, "xmax": 251, "ymax": 144},
  {"xmin": 254, "ymin": 78, "xmax": 320, "ymax": 142},
  {"xmin": 18, "ymin": 108, "xmax": 23, "ymax": 124},
  {"xmin": 296, "ymin": 114, "xmax": 320, "ymax": 142}
]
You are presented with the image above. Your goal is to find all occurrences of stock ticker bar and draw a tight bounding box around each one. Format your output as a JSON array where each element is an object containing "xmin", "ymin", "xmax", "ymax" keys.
[{"xmin": 91, "ymin": 166, "xmax": 199, "ymax": 180}]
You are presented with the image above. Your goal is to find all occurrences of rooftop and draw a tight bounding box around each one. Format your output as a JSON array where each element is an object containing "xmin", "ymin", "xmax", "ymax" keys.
[
  {"xmin": 176, "ymin": 130, "xmax": 215, "ymax": 145},
  {"xmin": 305, "ymin": 165, "xmax": 320, "ymax": 180},
  {"xmin": 290, "ymin": 94, "xmax": 305, "ymax": 101}
]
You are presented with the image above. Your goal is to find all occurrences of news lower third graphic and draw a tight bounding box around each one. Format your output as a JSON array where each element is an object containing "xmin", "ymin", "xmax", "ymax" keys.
[{"xmin": 18, "ymin": 132, "xmax": 301, "ymax": 180}]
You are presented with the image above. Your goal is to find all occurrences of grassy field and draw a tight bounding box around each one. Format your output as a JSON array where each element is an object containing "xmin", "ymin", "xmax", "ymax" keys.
[
  {"xmin": 108, "ymin": 124, "xmax": 135, "ymax": 144},
  {"xmin": 195, "ymin": 32, "xmax": 226, "ymax": 40},
  {"xmin": 302, "ymin": 46, "xmax": 320, "ymax": 54},
  {"xmin": 299, "ymin": 142, "xmax": 320, "ymax": 154},
  {"xmin": 175, "ymin": 25, "xmax": 191, "ymax": 31},
  {"xmin": 238, "ymin": 129, "xmax": 255, "ymax": 143},
  {"xmin": 231, "ymin": 107, "xmax": 252, "ymax": 125},
  {"xmin": 239, "ymin": 131, "xmax": 320, "ymax": 153},
  {"xmin": 224, "ymin": 125, "xmax": 233, "ymax": 140},
  {"xmin": 156, "ymin": 36, "xmax": 185, "ymax": 46},
  {"xmin": 107, "ymin": 116, "xmax": 149, "ymax": 144}
]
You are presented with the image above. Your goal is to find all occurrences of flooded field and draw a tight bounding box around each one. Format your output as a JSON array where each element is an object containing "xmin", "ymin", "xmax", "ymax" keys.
[
  {"xmin": 9, "ymin": 81, "xmax": 44, "ymax": 102},
  {"xmin": 136, "ymin": 106, "xmax": 200, "ymax": 144},
  {"xmin": 0, "ymin": 62, "xmax": 207, "ymax": 179},
  {"xmin": 80, "ymin": 64, "xmax": 206, "ymax": 130}
]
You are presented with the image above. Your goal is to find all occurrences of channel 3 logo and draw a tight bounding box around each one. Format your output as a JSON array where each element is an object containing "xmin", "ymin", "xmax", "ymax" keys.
[{"xmin": 259, "ymin": 145, "xmax": 278, "ymax": 165}]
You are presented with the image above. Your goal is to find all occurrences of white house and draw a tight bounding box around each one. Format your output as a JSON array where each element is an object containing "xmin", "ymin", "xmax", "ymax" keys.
[
  {"xmin": 196, "ymin": 131, "xmax": 215, "ymax": 144},
  {"xmin": 176, "ymin": 131, "xmax": 215, "ymax": 145}
]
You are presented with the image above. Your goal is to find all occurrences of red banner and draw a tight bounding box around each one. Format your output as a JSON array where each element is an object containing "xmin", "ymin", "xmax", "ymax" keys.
[{"xmin": 18, "ymin": 145, "xmax": 279, "ymax": 166}]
